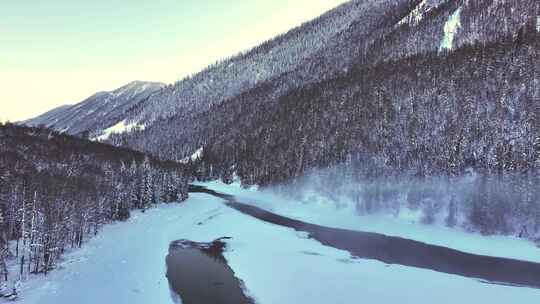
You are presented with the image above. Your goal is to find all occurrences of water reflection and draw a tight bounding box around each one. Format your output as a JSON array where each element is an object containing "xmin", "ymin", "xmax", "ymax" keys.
[{"xmin": 166, "ymin": 239, "xmax": 254, "ymax": 304}]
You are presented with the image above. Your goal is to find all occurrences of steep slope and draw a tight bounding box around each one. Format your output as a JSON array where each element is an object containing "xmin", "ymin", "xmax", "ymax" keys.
[
  {"xmin": 119, "ymin": 0, "xmax": 539, "ymax": 162},
  {"xmin": 120, "ymin": 0, "xmax": 410, "ymax": 127},
  {"xmin": 25, "ymin": 0, "xmax": 539, "ymax": 160},
  {"xmin": 23, "ymin": 80, "xmax": 165, "ymax": 138},
  {"xmin": 114, "ymin": 0, "xmax": 417, "ymax": 156},
  {"xmin": 119, "ymin": 0, "xmax": 537, "ymax": 140}
]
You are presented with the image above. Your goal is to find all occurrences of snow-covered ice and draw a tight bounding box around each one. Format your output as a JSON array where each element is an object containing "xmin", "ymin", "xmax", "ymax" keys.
[
  {"xmin": 15, "ymin": 206, "xmax": 179, "ymax": 304},
  {"xmin": 440, "ymin": 7, "xmax": 462, "ymax": 51},
  {"xmin": 11, "ymin": 186, "xmax": 540, "ymax": 304}
]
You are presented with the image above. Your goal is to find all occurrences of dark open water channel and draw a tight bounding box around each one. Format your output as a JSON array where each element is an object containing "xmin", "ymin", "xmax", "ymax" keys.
[
  {"xmin": 167, "ymin": 185, "xmax": 540, "ymax": 303},
  {"xmin": 166, "ymin": 238, "xmax": 254, "ymax": 304},
  {"xmin": 189, "ymin": 184, "xmax": 540, "ymax": 289}
]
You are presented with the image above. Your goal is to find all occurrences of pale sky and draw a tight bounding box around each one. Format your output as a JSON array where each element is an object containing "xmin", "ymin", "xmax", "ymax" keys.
[{"xmin": 0, "ymin": 0, "xmax": 348, "ymax": 122}]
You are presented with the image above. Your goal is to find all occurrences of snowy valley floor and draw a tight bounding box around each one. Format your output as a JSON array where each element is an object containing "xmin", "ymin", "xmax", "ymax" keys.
[{"xmin": 9, "ymin": 183, "xmax": 540, "ymax": 303}]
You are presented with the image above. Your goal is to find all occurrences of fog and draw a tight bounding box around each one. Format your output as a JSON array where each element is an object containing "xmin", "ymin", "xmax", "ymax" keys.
[{"xmin": 266, "ymin": 160, "xmax": 540, "ymax": 241}]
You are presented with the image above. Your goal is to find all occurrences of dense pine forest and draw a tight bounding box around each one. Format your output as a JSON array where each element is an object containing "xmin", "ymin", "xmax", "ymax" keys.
[
  {"xmin": 199, "ymin": 26, "xmax": 540, "ymax": 182},
  {"xmin": 114, "ymin": 0, "xmax": 540, "ymax": 240},
  {"xmin": 114, "ymin": 0, "xmax": 539, "ymax": 162},
  {"xmin": 0, "ymin": 124, "xmax": 188, "ymax": 286}
]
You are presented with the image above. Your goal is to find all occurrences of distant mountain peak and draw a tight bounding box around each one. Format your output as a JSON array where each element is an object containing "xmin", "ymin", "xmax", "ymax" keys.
[
  {"xmin": 117, "ymin": 80, "xmax": 166, "ymax": 91},
  {"xmin": 112, "ymin": 80, "xmax": 166, "ymax": 98},
  {"xmin": 23, "ymin": 80, "xmax": 166, "ymax": 137}
]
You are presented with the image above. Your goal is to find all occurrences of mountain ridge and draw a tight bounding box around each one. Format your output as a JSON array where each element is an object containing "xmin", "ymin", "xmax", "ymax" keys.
[
  {"xmin": 23, "ymin": 80, "xmax": 165, "ymax": 137},
  {"xmin": 24, "ymin": 0, "xmax": 540, "ymax": 177}
]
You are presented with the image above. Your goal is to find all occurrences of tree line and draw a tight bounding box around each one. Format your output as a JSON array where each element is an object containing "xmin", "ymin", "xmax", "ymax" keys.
[{"xmin": 0, "ymin": 124, "xmax": 188, "ymax": 292}]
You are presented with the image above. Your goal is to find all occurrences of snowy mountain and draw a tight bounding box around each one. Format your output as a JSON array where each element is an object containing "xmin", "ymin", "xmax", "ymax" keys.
[
  {"xmin": 22, "ymin": 0, "xmax": 540, "ymax": 192},
  {"xmin": 110, "ymin": 0, "xmax": 416, "ymax": 156},
  {"xmin": 27, "ymin": 1, "xmax": 538, "ymax": 160},
  {"xmin": 27, "ymin": 0, "xmax": 421, "ymax": 149},
  {"xmin": 23, "ymin": 80, "xmax": 165, "ymax": 138},
  {"xmin": 115, "ymin": 0, "xmax": 539, "ymax": 164}
]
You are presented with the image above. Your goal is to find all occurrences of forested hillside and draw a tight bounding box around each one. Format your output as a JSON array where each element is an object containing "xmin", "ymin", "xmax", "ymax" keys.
[
  {"xmin": 116, "ymin": 0, "xmax": 539, "ymax": 162},
  {"xmin": 198, "ymin": 27, "xmax": 540, "ymax": 183},
  {"xmin": 117, "ymin": 0, "xmax": 540, "ymax": 239},
  {"xmin": 0, "ymin": 123, "xmax": 188, "ymax": 285},
  {"xmin": 111, "ymin": 0, "xmax": 415, "ymax": 157}
]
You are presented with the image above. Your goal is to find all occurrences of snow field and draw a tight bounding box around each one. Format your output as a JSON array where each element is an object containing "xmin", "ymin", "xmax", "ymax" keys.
[{"xmin": 12, "ymin": 189, "xmax": 540, "ymax": 304}]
